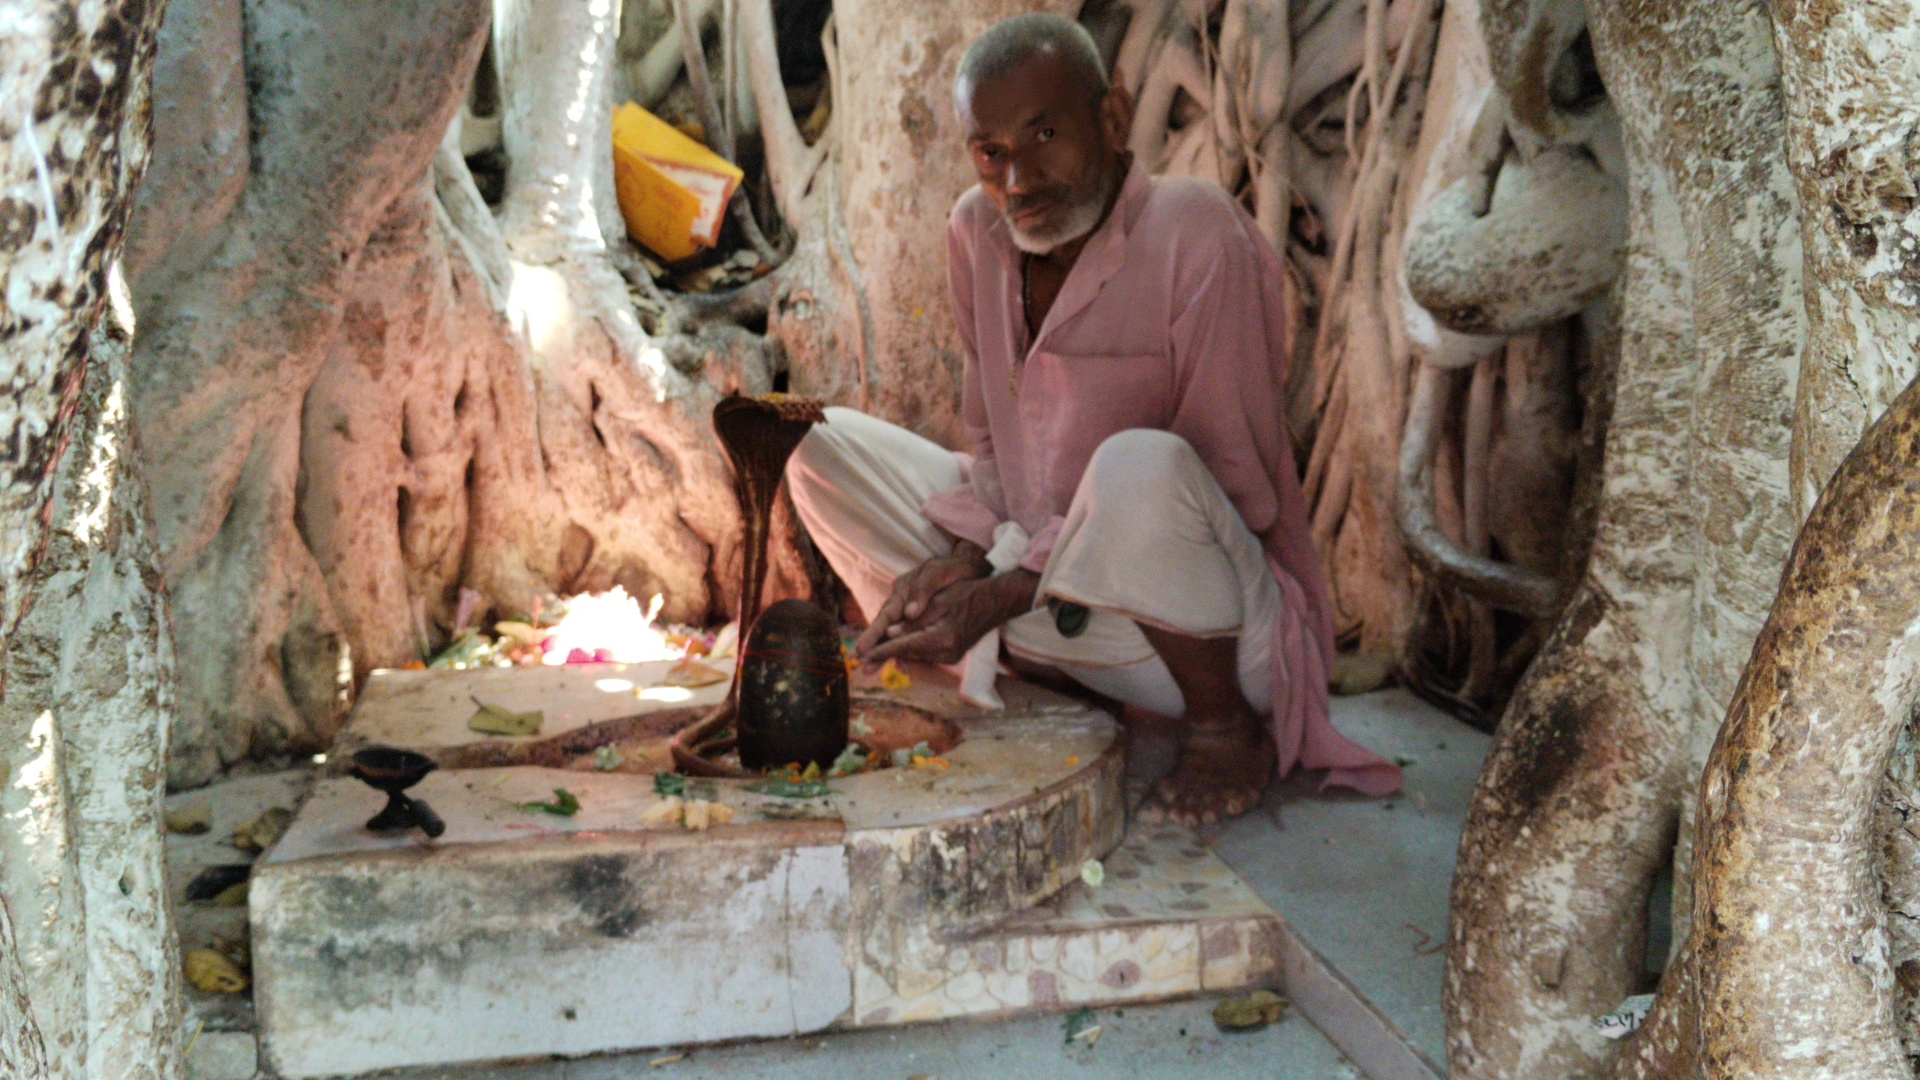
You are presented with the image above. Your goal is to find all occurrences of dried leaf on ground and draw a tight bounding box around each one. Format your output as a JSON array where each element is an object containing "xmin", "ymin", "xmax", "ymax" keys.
[
  {"xmin": 469, "ymin": 699, "xmax": 544, "ymax": 736},
  {"xmin": 165, "ymin": 803, "xmax": 211, "ymax": 834},
  {"xmin": 231, "ymin": 807, "xmax": 292, "ymax": 853},
  {"xmin": 210, "ymin": 882, "xmax": 249, "ymax": 908},
  {"xmin": 1212, "ymin": 989, "xmax": 1288, "ymax": 1031},
  {"xmin": 185, "ymin": 949, "xmax": 248, "ymax": 994},
  {"xmin": 185, "ymin": 864, "xmax": 252, "ymax": 902}
]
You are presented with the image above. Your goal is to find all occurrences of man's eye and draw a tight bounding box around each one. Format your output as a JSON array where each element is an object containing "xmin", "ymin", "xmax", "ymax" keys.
[{"xmin": 1037, "ymin": 127, "xmax": 1055, "ymax": 141}]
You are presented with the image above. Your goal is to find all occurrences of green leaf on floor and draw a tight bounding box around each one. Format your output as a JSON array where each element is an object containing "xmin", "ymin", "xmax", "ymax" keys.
[
  {"xmin": 518, "ymin": 788, "xmax": 581, "ymax": 816},
  {"xmin": 1064, "ymin": 1007, "xmax": 1102, "ymax": 1045}
]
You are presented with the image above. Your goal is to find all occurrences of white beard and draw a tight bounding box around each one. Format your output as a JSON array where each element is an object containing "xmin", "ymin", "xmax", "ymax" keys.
[{"xmin": 1008, "ymin": 178, "xmax": 1113, "ymax": 254}]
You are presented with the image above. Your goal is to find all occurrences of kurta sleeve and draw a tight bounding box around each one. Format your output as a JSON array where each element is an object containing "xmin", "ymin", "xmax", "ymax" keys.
[{"xmin": 922, "ymin": 206, "xmax": 1009, "ymax": 551}]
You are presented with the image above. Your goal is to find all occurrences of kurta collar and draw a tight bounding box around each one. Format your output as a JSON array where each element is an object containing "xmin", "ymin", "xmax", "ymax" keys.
[{"xmin": 990, "ymin": 158, "xmax": 1152, "ymax": 353}]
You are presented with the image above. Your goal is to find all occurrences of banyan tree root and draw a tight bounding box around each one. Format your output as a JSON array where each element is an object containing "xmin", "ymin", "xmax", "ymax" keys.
[
  {"xmin": 1683, "ymin": 368, "xmax": 1920, "ymax": 1077},
  {"xmin": 1397, "ymin": 360, "xmax": 1561, "ymax": 618},
  {"xmin": 1446, "ymin": 0, "xmax": 1806, "ymax": 1075},
  {"xmin": 670, "ymin": 393, "xmax": 824, "ymax": 777}
]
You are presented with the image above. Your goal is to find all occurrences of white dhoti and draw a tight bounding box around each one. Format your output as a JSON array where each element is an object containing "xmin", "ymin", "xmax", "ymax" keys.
[{"xmin": 786, "ymin": 408, "xmax": 1280, "ymax": 719}]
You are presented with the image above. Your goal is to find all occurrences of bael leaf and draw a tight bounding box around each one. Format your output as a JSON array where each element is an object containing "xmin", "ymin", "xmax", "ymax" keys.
[
  {"xmin": 469, "ymin": 698, "xmax": 544, "ymax": 736},
  {"xmin": 518, "ymin": 788, "xmax": 581, "ymax": 816}
]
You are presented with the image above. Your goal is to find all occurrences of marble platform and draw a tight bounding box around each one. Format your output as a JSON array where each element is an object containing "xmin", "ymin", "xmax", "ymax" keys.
[{"xmin": 253, "ymin": 661, "xmax": 1303, "ymax": 1077}]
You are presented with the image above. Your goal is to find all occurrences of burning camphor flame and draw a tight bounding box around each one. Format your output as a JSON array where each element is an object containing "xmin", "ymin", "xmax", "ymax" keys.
[{"xmin": 541, "ymin": 586, "xmax": 681, "ymax": 665}]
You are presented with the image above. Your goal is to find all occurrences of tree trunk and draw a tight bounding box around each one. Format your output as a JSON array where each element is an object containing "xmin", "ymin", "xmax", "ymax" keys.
[
  {"xmin": 1443, "ymin": 0, "xmax": 1805, "ymax": 1075},
  {"xmin": 1, "ymin": 315, "xmax": 184, "ymax": 1080},
  {"xmin": 124, "ymin": 0, "xmax": 496, "ymax": 785},
  {"xmin": 1687, "ymin": 368, "xmax": 1920, "ymax": 1078},
  {"xmin": 0, "ymin": 0, "xmax": 177, "ymax": 1073}
]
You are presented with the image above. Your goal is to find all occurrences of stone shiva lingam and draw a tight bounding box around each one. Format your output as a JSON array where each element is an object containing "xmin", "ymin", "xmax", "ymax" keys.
[{"xmin": 672, "ymin": 393, "xmax": 849, "ymax": 775}]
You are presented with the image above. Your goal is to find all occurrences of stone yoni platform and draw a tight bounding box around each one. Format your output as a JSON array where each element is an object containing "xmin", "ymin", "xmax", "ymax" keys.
[{"xmin": 251, "ymin": 662, "xmax": 1286, "ymax": 1077}]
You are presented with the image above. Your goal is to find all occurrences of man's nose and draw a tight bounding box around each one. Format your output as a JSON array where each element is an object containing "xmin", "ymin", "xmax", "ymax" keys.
[{"xmin": 1004, "ymin": 157, "xmax": 1033, "ymax": 194}]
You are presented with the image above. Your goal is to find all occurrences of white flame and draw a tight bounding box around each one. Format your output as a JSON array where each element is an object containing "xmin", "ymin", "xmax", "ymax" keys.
[{"xmin": 542, "ymin": 587, "xmax": 680, "ymax": 665}]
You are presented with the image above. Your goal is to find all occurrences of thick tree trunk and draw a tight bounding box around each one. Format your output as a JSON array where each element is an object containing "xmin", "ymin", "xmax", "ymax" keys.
[
  {"xmin": 1, "ymin": 317, "xmax": 184, "ymax": 1080},
  {"xmin": 0, "ymin": 0, "xmax": 177, "ymax": 1074},
  {"xmin": 124, "ymin": 0, "xmax": 495, "ymax": 784},
  {"xmin": 1444, "ymin": 0, "xmax": 1804, "ymax": 1076},
  {"xmin": 1687, "ymin": 369, "xmax": 1920, "ymax": 1078}
]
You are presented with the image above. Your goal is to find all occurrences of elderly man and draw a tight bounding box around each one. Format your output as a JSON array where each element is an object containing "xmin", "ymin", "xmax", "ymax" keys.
[{"xmin": 786, "ymin": 13, "xmax": 1399, "ymax": 824}]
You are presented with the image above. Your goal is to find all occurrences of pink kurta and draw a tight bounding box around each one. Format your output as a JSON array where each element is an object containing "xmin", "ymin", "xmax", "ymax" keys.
[{"xmin": 924, "ymin": 162, "xmax": 1402, "ymax": 797}]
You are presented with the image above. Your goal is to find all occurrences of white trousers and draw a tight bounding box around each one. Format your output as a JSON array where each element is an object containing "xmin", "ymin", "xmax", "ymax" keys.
[{"xmin": 785, "ymin": 408, "xmax": 1282, "ymax": 719}]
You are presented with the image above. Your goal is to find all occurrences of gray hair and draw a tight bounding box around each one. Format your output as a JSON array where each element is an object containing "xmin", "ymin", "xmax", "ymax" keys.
[{"xmin": 954, "ymin": 13, "xmax": 1110, "ymax": 115}]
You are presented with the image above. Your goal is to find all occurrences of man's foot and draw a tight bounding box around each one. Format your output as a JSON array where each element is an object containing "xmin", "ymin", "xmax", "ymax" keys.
[{"xmin": 1142, "ymin": 704, "xmax": 1274, "ymax": 826}]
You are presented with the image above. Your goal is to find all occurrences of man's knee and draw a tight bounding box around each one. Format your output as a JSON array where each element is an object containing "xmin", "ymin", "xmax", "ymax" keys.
[
  {"xmin": 1084, "ymin": 429, "xmax": 1206, "ymax": 501},
  {"xmin": 785, "ymin": 406, "xmax": 868, "ymax": 491}
]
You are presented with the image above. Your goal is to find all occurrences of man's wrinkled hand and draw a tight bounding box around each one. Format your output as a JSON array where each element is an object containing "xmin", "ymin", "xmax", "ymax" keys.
[
  {"xmin": 853, "ymin": 548, "xmax": 991, "ymax": 658},
  {"xmin": 863, "ymin": 571, "xmax": 1039, "ymax": 666}
]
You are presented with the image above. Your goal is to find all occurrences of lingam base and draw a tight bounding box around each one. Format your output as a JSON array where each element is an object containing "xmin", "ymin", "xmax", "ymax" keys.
[{"xmin": 249, "ymin": 660, "xmax": 1288, "ymax": 1077}]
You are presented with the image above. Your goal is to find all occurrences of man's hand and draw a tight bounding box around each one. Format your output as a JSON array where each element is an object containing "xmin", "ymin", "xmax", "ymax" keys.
[
  {"xmin": 862, "ymin": 569, "xmax": 1041, "ymax": 666},
  {"xmin": 853, "ymin": 544, "xmax": 994, "ymax": 658}
]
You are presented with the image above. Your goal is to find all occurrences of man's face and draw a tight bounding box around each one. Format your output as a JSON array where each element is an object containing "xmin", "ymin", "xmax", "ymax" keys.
[{"xmin": 961, "ymin": 52, "xmax": 1131, "ymax": 254}]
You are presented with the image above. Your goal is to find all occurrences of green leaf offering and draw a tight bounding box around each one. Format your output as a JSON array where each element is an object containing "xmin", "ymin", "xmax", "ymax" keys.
[
  {"xmin": 469, "ymin": 699, "xmax": 543, "ymax": 736},
  {"xmin": 518, "ymin": 788, "xmax": 581, "ymax": 816},
  {"xmin": 827, "ymin": 743, "xmax": 868, "ymax": 777},
  {"xmin": 651, "ymin": 772, "xmax": 715, "ymax": 801},
  {"xmin": 745, "ymin": 778, "xmax": 832, "ymax": 799}
]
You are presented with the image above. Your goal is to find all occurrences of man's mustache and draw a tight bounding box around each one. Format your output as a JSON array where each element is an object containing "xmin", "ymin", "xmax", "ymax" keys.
[{"xmin": 1007, "ymin": 190, "xmax": 1073, "ymax": 217}]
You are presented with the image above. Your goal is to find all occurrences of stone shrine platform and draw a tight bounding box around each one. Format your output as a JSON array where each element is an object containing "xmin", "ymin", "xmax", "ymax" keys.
[{"xmin": 249, "ymin": 661, "xmax": 1291, "ymax": 1077}]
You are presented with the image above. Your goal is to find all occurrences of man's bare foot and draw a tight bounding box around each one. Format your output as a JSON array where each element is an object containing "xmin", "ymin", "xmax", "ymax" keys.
[{"xmin": 1143, "ymin": 704, "xmax": 1274, "ymax": 826}]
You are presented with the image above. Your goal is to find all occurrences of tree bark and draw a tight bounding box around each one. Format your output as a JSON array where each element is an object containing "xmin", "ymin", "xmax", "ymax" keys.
[
  {"xmin": 1444, "ymin": 0, "xmax": 1804, "ymax": 1075},
  {"xmin": 1688, "ymin": 368, "xmax": 1920, "ymax": 1079},
  {"xmin": 1770, "ymin": 0, "xmax": 1920, "ymax": 519},
  {"xmin": 1, "ymin": 315, "xmax": 184, "ymax": 1080},
  {"xmin": 0, "ymin": 0, "xmax": 176, "ymax": 1073}
]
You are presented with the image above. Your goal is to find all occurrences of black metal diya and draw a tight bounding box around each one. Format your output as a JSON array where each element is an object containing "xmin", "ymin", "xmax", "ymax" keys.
[
  {"xmin": 349, "ymin": 747, "xmax": 447, "ymax": 839},
  {"xmin": 737, "ymin": 599, "xmax": 850, "ymax": 770}
]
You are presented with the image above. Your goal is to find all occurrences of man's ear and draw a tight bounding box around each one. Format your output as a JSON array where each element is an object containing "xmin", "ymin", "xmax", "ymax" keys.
[{"xmin": 1102, "ymin": 82, "xmax": 1135, "ymax": 153}]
